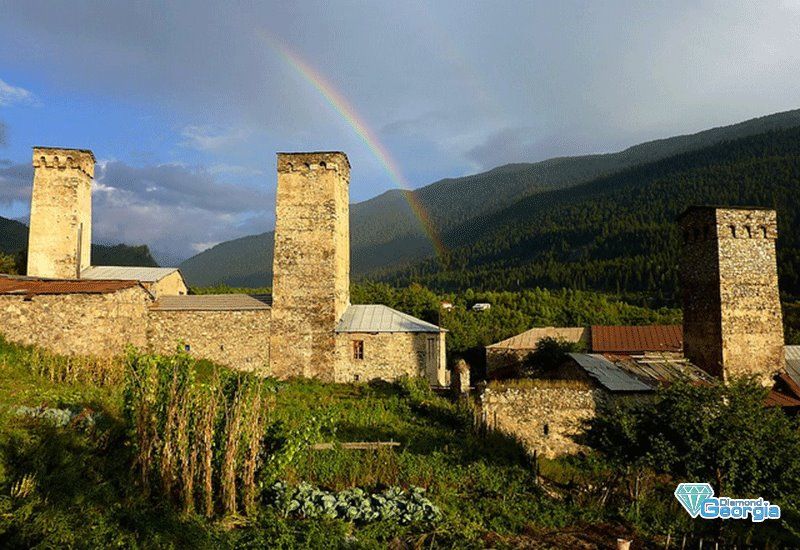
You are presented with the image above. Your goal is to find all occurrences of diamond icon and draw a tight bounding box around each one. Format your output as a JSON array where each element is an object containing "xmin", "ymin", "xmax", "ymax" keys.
[{"xmin": 675, "ymin": 483, "xmax": 714, "ymax": 518}]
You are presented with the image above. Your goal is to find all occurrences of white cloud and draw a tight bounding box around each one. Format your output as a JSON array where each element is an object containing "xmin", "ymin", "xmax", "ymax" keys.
[{"xmin": 0, "ymin": 78, "xmax": 38, "ymax": 107}]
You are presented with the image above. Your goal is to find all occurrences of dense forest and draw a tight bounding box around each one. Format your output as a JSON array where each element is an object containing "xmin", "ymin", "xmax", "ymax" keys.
[
  {"xmin": 0, "ymin": 216, "xmax": 160, "ymax": 272},
  {"xmin": 180, "ymin": 109, "xmax": 800, "ymax": 287},
  {"xmin": 382, "ymin": 127, "xmax": 800, "ymax": 303}
]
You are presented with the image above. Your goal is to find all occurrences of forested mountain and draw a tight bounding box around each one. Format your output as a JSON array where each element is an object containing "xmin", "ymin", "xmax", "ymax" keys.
[
  {"xmin": 0, "ymin": 217, "xmax": 28, "ymax": 255},
  {"xmin": 180, "ymin": 109, "xmax": 800, "ymax": 287},
  {"xmin": 384, "ymin": 127, "xmax": 800, "ymax": 302},
  {"xmin": 0, "ymin": 216, "xmax": 159, "ymax": 270}
]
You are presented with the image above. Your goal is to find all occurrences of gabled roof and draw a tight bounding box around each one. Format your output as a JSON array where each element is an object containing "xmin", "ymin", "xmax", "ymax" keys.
[
  {"xmin": 487, "ymin": 327, "xmax": 588, "ymax": 350},
  {"xmin": 336, "ymin": 304, "xmax": 444, "ymax": 333},
  {"xmin": 0, "ymin": 276, "xmax": 140, "ymax": 296},
  {"xmin": 591, "ymin": 325, "xmax": 682, "ymax": 353},
  {"xmin": 568, "ymin": 353, "xmax": 651, "ymax": 392},
  {"xmin": 150, "ymin": 294, "xmax": 271, "ymax": 311},
  {"xmin": 81, "ymin": 266, "xmax": 181, "ymax": 283}
]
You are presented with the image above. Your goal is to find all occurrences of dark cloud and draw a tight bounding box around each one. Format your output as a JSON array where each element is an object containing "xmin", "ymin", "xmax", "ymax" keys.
[
  {"xmin": 0, "ymin": 161, "xmax": 274, "ymax": 262},
  {"xmin": 0, "ymin": 162, "xmax": 32, "ymax": 204},
  {"xmin": 0, "ymin": 120, "xmax": 6, "ymax": 147}
]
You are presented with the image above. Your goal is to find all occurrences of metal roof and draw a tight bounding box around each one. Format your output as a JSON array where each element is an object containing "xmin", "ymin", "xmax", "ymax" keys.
[
  {"xmin": 81, "ymin": 266, "xmax": 181, "ymax": 283},
  {"xmin": 591, "ymin": 325, "xmax": 683, "ymax": 353},
  {"xmin": 0, "ymin": 277, "xmax": 140, "ymax": 296},
  {"xmin": 785, "ymin": 345, "xmax": 800, "ymax": 386},
  {"xmin": 610, "ymin": 353, "xmax": 714, "ymax": 386},
  {"xmin": 336, "ymin": 304, "xmax": 443, "ymax": 333},
  {"xmin": 568, "ymin": 353, "xmax": 652, "ymax": 392},
  {"xmin": 487, "ymin": 327, "xmax": 588, "ymax": 350},
  {"xmin": 150, "ymin": 294, "xmax": 271, "ymax": 311}
]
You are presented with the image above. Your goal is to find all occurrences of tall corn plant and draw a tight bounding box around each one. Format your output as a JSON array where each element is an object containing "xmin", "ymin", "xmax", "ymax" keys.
[{"xmin": 124, "ymin": 350, "xmax": 272, "ymax": 517}]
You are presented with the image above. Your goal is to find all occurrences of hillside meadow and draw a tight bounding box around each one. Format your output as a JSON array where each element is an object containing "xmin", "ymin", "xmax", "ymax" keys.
[{"xmin": 0, "ymin": 336, "xmax": 797, "ymax": 548}]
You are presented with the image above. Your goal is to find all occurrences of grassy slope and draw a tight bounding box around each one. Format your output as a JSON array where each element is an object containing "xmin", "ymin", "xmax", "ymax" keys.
[
  {"xmin": 3, "ymin": 339, "xmax": 795, "ymax": 547},
  {"xmin": 0, "ymin": 338, "xmax": 648, "ymax": 548}
]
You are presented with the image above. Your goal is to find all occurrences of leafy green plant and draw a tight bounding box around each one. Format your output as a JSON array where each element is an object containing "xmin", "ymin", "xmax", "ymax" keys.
[{"xmin": 267, "ymin": 482, "xmax": 441, "ymax": 525}]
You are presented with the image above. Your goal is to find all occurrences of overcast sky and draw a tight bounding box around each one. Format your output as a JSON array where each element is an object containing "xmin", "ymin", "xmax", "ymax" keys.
[{"xmin": 1, "ymin": 1, "xmax": 800, "ymax": 263}]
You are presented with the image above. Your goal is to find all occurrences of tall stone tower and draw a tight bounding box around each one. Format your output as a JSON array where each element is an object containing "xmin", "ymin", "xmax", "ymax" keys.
[
  {"xmin": 269, "ymin": 152, "xmax": 350, "ymax": 380},
  {"xmin": 679, "ymin": 206, "xmax": 784, "ymax": 385},
  {"xmin": 27, "ymin": 147, "xmax": 95, "ymax": 279}
]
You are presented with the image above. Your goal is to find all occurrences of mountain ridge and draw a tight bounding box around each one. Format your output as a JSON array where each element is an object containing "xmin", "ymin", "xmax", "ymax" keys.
[{"xmin": 177, "ymin": 108, "xmax": 800, "ymax": 287}]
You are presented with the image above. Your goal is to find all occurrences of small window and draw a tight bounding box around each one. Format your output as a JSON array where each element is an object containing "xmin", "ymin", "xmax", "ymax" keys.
[
  {"xmin": 353, "ymin": 340, "xmax": 364, "ymax": 360},
  {"xmin": 730, "ymin": 225, "xmax": 737, "ymax": 238},
  {"xmin": 745, "ymin": 225, "xmax": 752, "ymax": 238},
  {"xmin": 184, "ymin": 344, "xmax": 191, "ymax": 352},
  {"xmin": 760, "ymin": 225, "xmax": 768, "ymax": 238},
  {"xmin": 543, "ymin": 424, "xmax": 550, "ymax": 436}
]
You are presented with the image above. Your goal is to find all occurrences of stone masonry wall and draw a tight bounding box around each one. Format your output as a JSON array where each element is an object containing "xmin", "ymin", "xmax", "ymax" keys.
[
  {"xmin": 147, "ymin": 309, "xmax": 271, "ymax": 373},
  {"xmin": 334, "ymin": 332, "xmax": 430, "ymax": 383},
  {"xmin": 27, "ymin": 147, "xmax": 94, "ymax": 279},
  {"xmin": 0, "ymin": 286, "xmax": 150, "ymax": 356},
  {"xmin": 145, "ymin": 271, "xmax": 188, "ymax": 298},
  {"xmin": 679, "ymin": 207, "xmax": 724, "ymax": 377},
  {"xmin": 716, "ymin": 209, "xmax": 784, "ymax": 384},
  {"xmin": 477, "ymin": 382, "xmax": 609, "ymax": 458},
  {"xmin": 270, "ymin": 152, "xmax": 350, "ymax": 381},
  {"xmin": 680, "ymin": 207, "xmax": 784, "ymax": 384}
]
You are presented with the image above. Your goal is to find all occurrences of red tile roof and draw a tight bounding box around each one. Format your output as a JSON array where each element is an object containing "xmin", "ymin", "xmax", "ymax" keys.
[
  {"xmin": 0, "ymin": 277, "xmax": 140, "ymax": 296},
  {"xmin": 591, "ymin": 325, "xmax": 683, "ymax": 353}
]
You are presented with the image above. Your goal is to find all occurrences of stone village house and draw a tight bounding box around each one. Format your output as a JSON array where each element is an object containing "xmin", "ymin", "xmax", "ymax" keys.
[
  {"xmin": 0, "ymin": 147, "xmax": 448, "ymax": 385},
  {"xmin": 479, "ymin": 207, "xmax": 800, "ymax": 457}
]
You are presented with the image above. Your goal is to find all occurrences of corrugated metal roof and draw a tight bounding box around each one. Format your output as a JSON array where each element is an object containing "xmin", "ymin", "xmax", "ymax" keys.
[
  {"xmin": 0, "ymin": 277, "xmax": 140, "ymax": 296},
  {"xmin": 568, "ymin": 353, "xmax": 652, "ymax": 392},
  {"xmin": 336, "ymin": 304, "xmax": 443, "ymax": 333},
  {"xmin": 81, "ymin": 266, "xmax": 181, "ymax": 283},
  {"xmin": 785, "ymin": 345, "xmax": 800, "ymax": 386},
  {"xmin": 150, "ymin": 294, "xmax": 271, "ymax": 311},
  {"xmin": 591, "ymin": 325, "xmax": 683, "ymax": 353},
  {"xmin": 487, "ymin": 327, "xmax": 589, "ymax": 350},
  {"xmin": 610, "ymin": 353, "xmax": 714, "ymax": 386}
]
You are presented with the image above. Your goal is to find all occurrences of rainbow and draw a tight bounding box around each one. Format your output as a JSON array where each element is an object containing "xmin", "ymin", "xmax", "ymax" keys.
[{"xmin": 260, "ymin": 32, "xmax": 447, "ymax": 261}]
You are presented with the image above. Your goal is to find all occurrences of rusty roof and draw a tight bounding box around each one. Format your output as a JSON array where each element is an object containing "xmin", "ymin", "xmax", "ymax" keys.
[
  {"xmin": 609, "ymin": 352, "xmax": 714, "ymax": 387},
  {"xmin": 150, "ymin": 294, "xmax": 271, "ymax": 311},
  {"xmin": 0, "ymin": 277, "xmax": 140, "ymax": 296},
  {"xmin": 487, "ymin": 327, "xmax": 589, "ymax": 350},
  {"xmin": 591, "ymin": 325, "xmax": 682, "ymax": 353}
]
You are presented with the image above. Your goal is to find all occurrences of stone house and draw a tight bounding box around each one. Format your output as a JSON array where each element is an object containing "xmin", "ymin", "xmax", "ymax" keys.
[
  {"xmin": 478, "ymin": 351, "xmax": 712, "ymax": 457},
  {"xmin": 0, "ymin": 147, "xmax": 447, "ymax": 383},
  {"xmin": 81, "ymin": 266, "xmax": 187, "ymax": 298},
  {"xmin": 480, "ymin": 206, "xmax": 800, "ymax": 457}
]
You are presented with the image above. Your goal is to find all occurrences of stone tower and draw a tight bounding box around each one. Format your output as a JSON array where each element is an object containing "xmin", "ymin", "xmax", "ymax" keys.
[
  {"xmin": 27, "ymin": 147, "xmax": 95, "ymax": 279},
  {"xmin": 679, "ymin": 206, "xmax": 784, "ymax": 385},
  {"xmin": 269, "ymin": 152, "xmax": 350, "ymax": 380}
]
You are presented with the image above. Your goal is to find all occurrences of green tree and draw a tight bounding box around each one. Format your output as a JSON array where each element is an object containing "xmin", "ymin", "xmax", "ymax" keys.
[
  {"xmin": 0, "ymin": 252, "xmax": 18, "ymax": 275},
  {"xmin": 588, "ymin": 379, "xmax": 800, "ymax": 503}
]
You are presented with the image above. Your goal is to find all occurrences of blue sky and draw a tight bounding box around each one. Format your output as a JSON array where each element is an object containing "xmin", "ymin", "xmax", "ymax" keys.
[{"xmin": 1, "ymin": 1, "xmax": 800, "ymax": 264}]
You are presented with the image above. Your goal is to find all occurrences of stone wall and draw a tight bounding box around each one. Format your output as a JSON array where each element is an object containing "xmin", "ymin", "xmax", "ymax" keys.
[
  {"xmin": 476, "ymin": 381, "xmax": 609, "ymax": 457},
  {"xmin": 147, "ymin": 309, "xmax": 270, "ymax": 372},
  {"xmin": 0, "ymin": 286, "xmax": 150, "ymax": 356},
  {"xmin": 145, "ymin": 271, "xmax": 188, "ymax": 298},
  {"xmin": 270, "ymin": 152, "xmax": 350, "ymax": 381},
  {"xmin": 335, "ymin": 331, "xmax": 435, "ymax": 383},
  {"xmin": 680, "ymin": 207, "xmax": 784, "ymax": 384},
  {"xmin": 27, "ymin": 147, "xmax": 94, "ymax": 279}
]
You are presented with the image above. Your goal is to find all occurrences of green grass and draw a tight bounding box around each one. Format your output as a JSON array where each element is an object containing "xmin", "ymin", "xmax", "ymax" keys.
[{"xmin": 0, "ymin": 337, "xmax": 740, "ymax": 548}]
